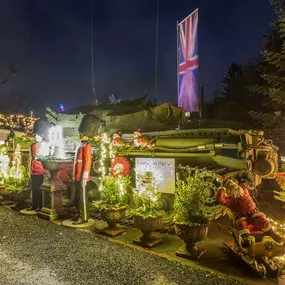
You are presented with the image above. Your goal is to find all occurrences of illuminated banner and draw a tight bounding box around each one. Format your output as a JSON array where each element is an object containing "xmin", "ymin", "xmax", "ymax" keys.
[
  {"xmin": 135, "ymin": 158, "xmax": 175, "ymax": 194},
  {"xmin": 178, "ymin": 8, "xmax": 199, "ymax": 112}
]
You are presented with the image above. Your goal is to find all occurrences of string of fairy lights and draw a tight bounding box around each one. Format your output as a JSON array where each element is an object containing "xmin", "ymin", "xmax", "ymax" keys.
[
  {"xmin": 0, "ymin": 144, "xmax": 23, "ymax": 183},
  {"xmin": 95, "ymin": 133, "xmax": 128, "ymax": 197},
  {"xmin": 94, "ymin": 133, "xmax": 115, "ymax": 192},
  {"xmin": 0, "ymin": 113, "xmax": 38, "ymax": 131},
  {"xmin": 9, "ymin": 144, "xmax": 22, "ymax": 178}
]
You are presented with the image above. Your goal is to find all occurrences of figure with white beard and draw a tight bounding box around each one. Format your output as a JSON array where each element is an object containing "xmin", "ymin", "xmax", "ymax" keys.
[{"xmin": 216, "ymin": 178, "xmax": 283, "ymax": 247}]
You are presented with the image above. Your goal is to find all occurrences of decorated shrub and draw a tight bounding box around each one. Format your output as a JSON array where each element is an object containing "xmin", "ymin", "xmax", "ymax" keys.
[
  {"xmin": 133, "ymin": 171, "xmax": 164, "ymax": 218},
  {"xmin": 94, "ymin": 175, "xmax": 131, "ymax": 210},
  {"xmin": 5, "ymin": 166, "xmax": 29, "ymax": 192},
  {"xmin": 2, "ymin": 144, "xmax": 30, "ymax": 192}
]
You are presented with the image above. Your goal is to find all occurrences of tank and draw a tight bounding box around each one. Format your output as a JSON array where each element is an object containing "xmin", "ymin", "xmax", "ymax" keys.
[
  {"xmin": 45, "ymin": 100, "xmax": 185, "ymax": 136},
  {"xmin": 45, "ymin": 100, "xmax": 279, "ymax": 193},
  {"xmin": 120, "ymin": 128, "xmax": 278, "ymax": 185}
]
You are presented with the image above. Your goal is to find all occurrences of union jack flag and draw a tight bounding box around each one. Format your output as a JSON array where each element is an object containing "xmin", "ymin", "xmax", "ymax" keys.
[{"xmin": 178, "ymin": 9, "xmax": 199, "ymax": 112}]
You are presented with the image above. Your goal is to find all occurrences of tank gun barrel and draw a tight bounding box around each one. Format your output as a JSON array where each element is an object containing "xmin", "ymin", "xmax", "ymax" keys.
[
  {"xmin": 156, "ymin": 143, "xmax": 239, "ymax": 153},
  {"xmin": 45, "ymin": 107, "xmax": 59, "ymax": 125}
]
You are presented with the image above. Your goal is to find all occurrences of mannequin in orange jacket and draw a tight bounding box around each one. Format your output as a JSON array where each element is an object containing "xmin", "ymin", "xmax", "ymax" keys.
[{"xmin": 73, "ymin": 134, "xmax": 92, "ymax": 224}]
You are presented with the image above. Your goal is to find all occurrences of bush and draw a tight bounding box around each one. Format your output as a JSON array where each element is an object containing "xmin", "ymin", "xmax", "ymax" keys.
[
  {"xmin": 174, "ymin": 166, "xmax": 224, "ymax": 226},
  {"xmin": 132, "ymin": 171, "xmax": 164, "ymax": 218},
  {"xmin": 5, "ymin": 166, "xmax": 29, "ymax": 192},
  {"xmin": 94, "ymin": 175, "xmax": 131, "ymax": 210}
]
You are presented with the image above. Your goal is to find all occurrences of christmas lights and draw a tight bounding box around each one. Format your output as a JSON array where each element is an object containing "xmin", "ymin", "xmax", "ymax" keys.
[
  {"xmin": 9, "ymin": 144, "xmax": 22, "ymax": 179},
  {"xmin": 4, "ymin": 144, "xmax": 29, "ymax": 192},
  {"xmin": 0, "ymin": 113, "xmax": 38, "ymax": 132},
  {"xmin": 132, "ymin": 171, "xmax": 163, "ymax": 218},
  {"xmin": 0, "ymin": 146, "xmax": 9, "ymax": 183},
  {"xmin": 95, "ymin": 133, "xmax": 115, "ymax": 192}
]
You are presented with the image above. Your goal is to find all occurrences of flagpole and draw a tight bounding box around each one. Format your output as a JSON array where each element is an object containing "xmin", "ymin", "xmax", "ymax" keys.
[
  {"xmin": 90, "ymin": 0, "xmax": 96, "ymax": 102},
  {"xmin": 176, "ymin": 20, "xmax": 179, "ymax": 107},
  {"xmin": 178, "ymin": 8, "xmax": 198, "ymax": 25},
  {"xmin": 155, "ymin": 0, "xmax": 159, "ymax": 99}
]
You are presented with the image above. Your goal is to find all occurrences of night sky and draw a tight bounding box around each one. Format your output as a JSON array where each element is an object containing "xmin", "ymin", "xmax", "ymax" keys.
[{"xmin": 0, "ymin": 0, "xmax": 275, "ymax": 115}]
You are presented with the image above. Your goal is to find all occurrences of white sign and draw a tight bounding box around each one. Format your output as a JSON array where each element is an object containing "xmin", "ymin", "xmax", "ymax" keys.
[{"xmin": 135, "ymin": 158, "xmax": 175, "ymax": 194}]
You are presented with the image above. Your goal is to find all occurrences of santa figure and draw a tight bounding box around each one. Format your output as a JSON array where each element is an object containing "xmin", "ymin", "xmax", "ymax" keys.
[
  {"xmin": 112, "ymin": 132, "xmax": 130, "ymax": 147},
  {"xmin": 112, "ymin": 132, "xmax": 122, "ymax": 146},
  {"xmin": 216, "ymin": 178, "xmax": 283, "ymax": 247},
  {"xmin": 133, "ymin": 129, "xmax": 154, "ymax": 149}
]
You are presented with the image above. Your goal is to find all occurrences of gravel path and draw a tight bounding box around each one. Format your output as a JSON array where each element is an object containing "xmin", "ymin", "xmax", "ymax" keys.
[{"xmin": 0, "ymin": 207, "xmax": 246, "ymax": 285}]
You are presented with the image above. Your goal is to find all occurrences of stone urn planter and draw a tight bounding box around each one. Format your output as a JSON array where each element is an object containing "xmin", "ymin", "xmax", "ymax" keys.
[
  {"xmin": 133, "ymin": 215, "xmax": 163, "ymax": 248},
  {"xmin": 38, "ymin": 158, "xmax": 74, "ymax": 221},
  {"xmin": 99, "ymin": 206, "xmax": 127, "ymax": 237},
  {"xmin": 0, "ymin": 187, "xmax": 11, "ymax": 200},
  {"xmin": 9, "ymin": 189, "xmax": 31, "ymax": 210},
  {"xmin": 175, "ymin": 222, "xmax": 208, "ymax": 260}
]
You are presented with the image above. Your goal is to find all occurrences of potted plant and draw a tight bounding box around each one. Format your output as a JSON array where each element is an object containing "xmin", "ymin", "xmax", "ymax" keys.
[
  {"xmin": 94, "ymin": 174, "xmax": 131, "ymax": 237},
  {"xmin": 174, "ymin": 166, "xmax": 224, "ymax": 260},
  {"xmin": 132, "ymin": 171, "xmax": 164, "ymax": 248},
  {"xmin": 5, "ymin": 165, "xmax": 30, "ymax": 209},
  {"xmin": 0, "ymin": 144, "xmax": 30, "ymax": 209}
]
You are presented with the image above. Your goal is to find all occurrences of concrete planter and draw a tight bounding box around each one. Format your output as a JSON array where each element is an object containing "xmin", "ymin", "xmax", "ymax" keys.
[
  {"xmin": 99, "ymin": 206, "xmax": 126, "ymax": 237},
  {"xmin": 133, "ymin": 215, "xmax": 163, "ymax": 248},
  {"xmin": 175, "ymin": 222, "xmax": 208, "ymax": 260}
]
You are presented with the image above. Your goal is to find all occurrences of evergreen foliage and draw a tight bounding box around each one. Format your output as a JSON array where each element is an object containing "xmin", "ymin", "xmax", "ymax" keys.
[
  {"xmin": 94, "ymin": 175, "xmax": 131, "ymax": 210},
  {"xmin": 174, "ymin": 166, "xmax": 224, "ymax": 226},
  {"xmin": 250, "ymin": 0, "xmax": 285, "ymax": 127},
  {"xmin": 132, "ymin": 171, "xmax": 164, "ymax": 218}
]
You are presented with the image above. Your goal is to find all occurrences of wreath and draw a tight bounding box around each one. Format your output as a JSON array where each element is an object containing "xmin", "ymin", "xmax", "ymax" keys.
[{"xmin": 111, "ymin": 156, "xmax": 130, "ymax": 177}]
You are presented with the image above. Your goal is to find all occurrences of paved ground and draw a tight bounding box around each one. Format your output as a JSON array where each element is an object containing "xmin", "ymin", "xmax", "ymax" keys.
[{"xmin": 0, "ymin": 207, "xmax": 246, "ymax": 285}]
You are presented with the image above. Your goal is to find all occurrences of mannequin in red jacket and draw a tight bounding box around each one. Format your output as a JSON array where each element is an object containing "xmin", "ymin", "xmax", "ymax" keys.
[
  {"xmin": 72, "ymin": 134, "xmax": 92, "ymax": 224},
  {"xmin": 216, "ymin": 178, "xmax": 283, "ymax": 247},
  {"xmin": 27, "ymin": 134, "xmax": 46, "ymax": 211}
]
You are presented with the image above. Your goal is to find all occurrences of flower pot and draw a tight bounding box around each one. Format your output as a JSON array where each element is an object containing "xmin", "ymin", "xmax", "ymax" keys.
[
  {"xmin": 38, "ymin": 159, "xmax": 73, "ymax": 221},
  {"xmin": 99, "ymin": 206, "xmax": 126, "ymax": 237},
  {"xmin": 175, "ymin": 222, "xmax": 208, "ymax": 260},
  {"xmin": 0, "ymin": 188, "xmax": 11, "ymax": 199},
  {"xmin": 133, "ymin": 215, "xmax": 163, "ymax": 248},
  {"xmin": 9, "ymin": 189, "xmax": 31, "ymax": 210}
]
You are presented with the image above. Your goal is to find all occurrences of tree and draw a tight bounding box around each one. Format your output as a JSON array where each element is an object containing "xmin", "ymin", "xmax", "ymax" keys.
[
  {"xmin": 216, "ymin": 61, "xmax": 264, "ymax": 122},
  {"xmin": 249, "ymin": 0, "xmax": 285, "ymax": 127},
  {"xmin": 221, "ymin": 63, "xmax": 244, "ymax": 100}
]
